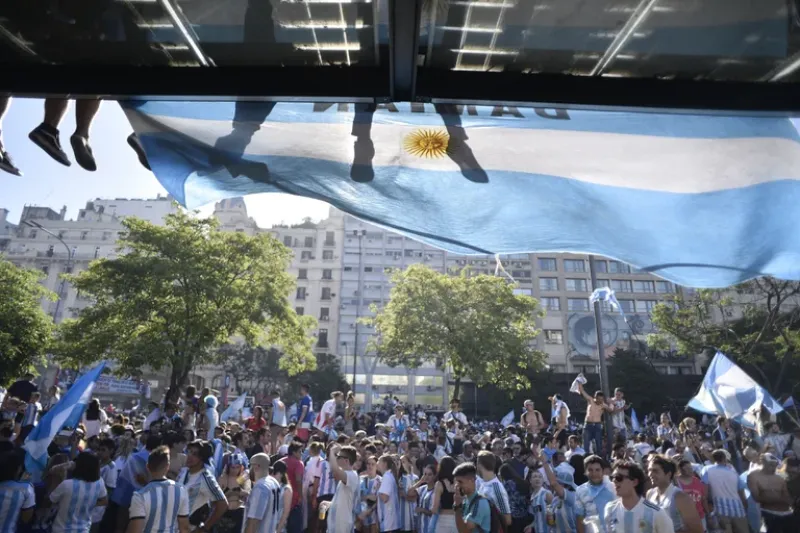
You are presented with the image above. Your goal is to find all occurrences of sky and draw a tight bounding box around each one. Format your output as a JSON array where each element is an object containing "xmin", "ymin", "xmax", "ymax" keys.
[{"xmin": 0, "ymin": 98, "xmax": 331, "ymax": 226}]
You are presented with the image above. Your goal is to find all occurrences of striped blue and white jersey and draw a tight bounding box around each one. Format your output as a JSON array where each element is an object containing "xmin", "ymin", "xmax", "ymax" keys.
[
  {"xmin": 359, "ymin": 475, "xmax": 382, "ymax": 527},
  {"xmin": 50, "ymin": 478, "xmax": 107, "ymax": 533},
  {"xmin": 21, "ymin": 402, "xmax": 41, "ymax": 427},
  {"xmin": 316, "ymin": 460, "xmax": 336, "ymax": 497},
  {"xmin": 477, "ymin": 477, "xmax": 512, "ymax": 516},
  {"xmin": 91, "ymin": 462, "xmax": 118, "ymax": 524},
  {"xmin": 700, "ymin": 464, "xmax": 746, "ymax": 518},
  {"xmin": 417, "ymin": 485, "xmax": 434, "ymax": 533},
  {"xmin": 529, "ymin": 488, "xmax": 552, "ymax": 533},
  {"xmin": 245, "ymin": 476, "xmax": 282, "ymax": 533},
  {"xmin": 400, "ymin": 474, "xmax": 419, "ymax": 531},
  {"xmin": 274, "ymin": 482, "xmax": 290, "ymax": 533},
  {"xmin": 176, "ymin": 467, "xmax": 227, "ymax": 516},
  {"xmin": 550, "ymin": 489, "xmax": 578, "ymax": 533},
  {"xmin": 129, "ymin": 479, "xmax": 189, "ymax": 533},
  {"xmin": 603, "ymin": 498, "xmax": 674, "ymax": 533},
  {"xmin": 0, "ymin": 480, "xmax": 35, "ymax": 533}
]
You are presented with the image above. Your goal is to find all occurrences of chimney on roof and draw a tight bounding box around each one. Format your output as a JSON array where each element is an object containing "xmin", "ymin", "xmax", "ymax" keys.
[{"xmin": 59, "ymin": 205, "xmax": 67, "ymax": 220}]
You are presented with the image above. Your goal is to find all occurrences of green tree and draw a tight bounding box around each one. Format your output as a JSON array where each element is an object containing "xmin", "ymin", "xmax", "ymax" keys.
[
  {"xmin": 221, "ymin": 344, "xmax": 348, "ymax": 400},
  {"xmin": 54, "ymin": 210, "xmax": 316, "ymax": 404},
  {"xmin": 607, "ymin": 348, "xmax": 667, "ymax": 415},
  {"xmin": 0, "ymin": 259, "xmax": 55, "ymax": 386},
  {"xmin": 363, "ymin": 264, "xmax": 547, "ymax": 399},
  {"xmin": 649, "ymin": 278, "xmax": 800, "ymax": 395}
]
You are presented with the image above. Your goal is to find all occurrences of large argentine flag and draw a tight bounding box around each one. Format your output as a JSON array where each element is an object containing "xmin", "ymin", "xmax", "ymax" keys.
[
  {"xmin": 688, "ymin": 352, "xmax": 783, "ymax": 419},
  {"xmin": 23, "ymin": 361, "xmax": 106, "ymax": 475},
  {"xmin": 123, "ymin": 101, "xmax": 800, "ymax": 288}
]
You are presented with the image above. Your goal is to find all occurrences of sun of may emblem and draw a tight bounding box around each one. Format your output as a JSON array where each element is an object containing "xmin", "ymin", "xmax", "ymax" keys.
[{"xmin": 403, "ymin": 129, "xmax": 450, "ymax": 158}]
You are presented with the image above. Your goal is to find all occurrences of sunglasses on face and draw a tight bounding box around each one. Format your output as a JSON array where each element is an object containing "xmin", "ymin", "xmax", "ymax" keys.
[{"xmin": 611, "ymin": 473, "xmax": 630, "ymax": 483}]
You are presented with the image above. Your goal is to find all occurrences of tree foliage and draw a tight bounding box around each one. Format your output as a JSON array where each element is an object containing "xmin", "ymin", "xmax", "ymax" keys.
[
  {"xmin": 0, "ymin": 259, "xmax": 56, "ymax": 386},
  {"xmin": 53, "ymin": 210, "xmax": 316, "ymax": 403},
  {"xmin": 649, "ymin": 278, "xmax": 800, "ymax": 394},
  {"xmin": 363, "ymin": 264, "xmax": 547, "ymax": 398},
  {"xmin": 220, "ymin": 344, "xmax": 348, "ymax": 401}
]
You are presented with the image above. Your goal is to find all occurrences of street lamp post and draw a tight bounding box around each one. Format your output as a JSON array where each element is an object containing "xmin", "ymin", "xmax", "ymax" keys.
[
  {"xmin": 352, "ymin": 229, "xmax": 366, "ymax": 404},
  {"xmin": 589, "ymin": 254, "xmax": 615, "ymax": 454}
]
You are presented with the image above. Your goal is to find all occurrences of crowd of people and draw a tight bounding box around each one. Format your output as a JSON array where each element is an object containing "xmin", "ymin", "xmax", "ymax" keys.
[{"xmin": 1, "ymin": 372, "xmax": 800, "ymax": 533}]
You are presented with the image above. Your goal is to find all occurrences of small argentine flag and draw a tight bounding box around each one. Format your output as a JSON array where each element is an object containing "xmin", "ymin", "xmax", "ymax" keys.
[
  {"xmin": 221, "ymin": 392, "xmax": 248, "ymax": 422},
  {"xmin": 500, "ymin": 410, "xmax": 515, "ymax": 427}
]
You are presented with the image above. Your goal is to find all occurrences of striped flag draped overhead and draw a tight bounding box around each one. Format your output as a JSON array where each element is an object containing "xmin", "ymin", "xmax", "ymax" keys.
[{"xmin": 123, "ymin": 101, "xmax": 800, "ymax": 288}]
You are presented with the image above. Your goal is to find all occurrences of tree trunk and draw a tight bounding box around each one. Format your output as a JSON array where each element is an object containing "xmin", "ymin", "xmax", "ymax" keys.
[
  {"xmin": 772, "ymin": 350, "xmax": 793, "ymax": 395},
  {"xmin": 166, "ymin": 358, "xmax": 191, "ymax": 406},
  {"xmin": 452, "ymin": 376, "xmax": 461, "ymax": 401}
]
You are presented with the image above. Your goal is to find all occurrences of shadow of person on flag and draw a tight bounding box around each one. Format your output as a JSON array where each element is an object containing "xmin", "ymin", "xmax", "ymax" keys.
[
  {"xmin": 210, "ymin": 101, "xmax": 277, "ymax": 183},
  {"xmin": 434, "ymin": 103, "xmax": 489, "ymax": 183},
  {"xmin": 351, "ymin": 103, "xmax": 376, "ymax": 183}
]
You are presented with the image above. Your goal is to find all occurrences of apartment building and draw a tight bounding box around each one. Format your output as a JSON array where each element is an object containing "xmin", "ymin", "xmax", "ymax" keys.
[{"xmin": 337, "ymin": 214, "xmax": 699, "ymax": 410}]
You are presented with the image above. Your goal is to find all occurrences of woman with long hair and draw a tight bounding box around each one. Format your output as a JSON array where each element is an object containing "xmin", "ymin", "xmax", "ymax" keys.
[
  {"xmin": 272, "ymin": 460, "xmax": 293, "ymax": 533},
  {"xmin": 0, "ymin": 450, "xmax": 35, "ymax": 532},
  {"xmin": 413, "ymin": 465, "xmax": 437, "ymax": 533},
  {"xmin": 431, "ymin": 456, "xmax": 457, "ymax": 533},
  {"xmin": 400, "ymin": 454, "xmax": 420, "ymax": 533},
  {"xmin": 50, "ymin": 452, "xmax": 109, "ymax": 533},
  {"xmin": 499, "ymin": 463, "xmax": 532, "ymax": 533},
  {"xmin": 82, "ymin": 399, "xmax": 108, "ymax": 439},
  {"xmin": 216, "ymin": 454, "xmax": 251, "ymax": 533},
  {"xmin": 377, "ymin": 454, "xmax": 403, "ymax": 533},
  {"xmin": 357, "ymin": 456, "xmax": 381, "ymax": 533},
  {"xmin": 31, "ymin": 453, "xmax": 70, "ymax": 533}
]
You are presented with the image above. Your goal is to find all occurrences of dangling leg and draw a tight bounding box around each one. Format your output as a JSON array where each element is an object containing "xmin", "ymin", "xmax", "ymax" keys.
[
  {"xmin": 29, "ymin": 97, "xmax": 71, "ymax": 166},
  {"xmin": 0, "ymin": 96, "xmax": 22, "ymax": 176},
  {"xmin": 70, "ymin": 98, "xmax": 102, "ymax": 171}
]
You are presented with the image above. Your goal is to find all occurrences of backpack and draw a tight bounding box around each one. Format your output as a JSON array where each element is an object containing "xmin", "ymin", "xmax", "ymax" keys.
[{"xmin": 467, "ymin": 493, "xmax": 507, "ymax": 533}]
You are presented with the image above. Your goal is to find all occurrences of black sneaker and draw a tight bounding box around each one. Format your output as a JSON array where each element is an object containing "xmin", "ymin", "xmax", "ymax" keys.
[
  {"xmin": 0, "ymin": 145, "xmax": 21, "ymax": 176},
  {"xmin": 29, "ymin": 123, "xmax": 71, "ymax": 166},
  {"xmin": 70, "ymin": 134, "xmax": 97, "ymax": 171},
  {"xmin": 127, "ymin": 133, "xmax": 151, "ymax": 171}
]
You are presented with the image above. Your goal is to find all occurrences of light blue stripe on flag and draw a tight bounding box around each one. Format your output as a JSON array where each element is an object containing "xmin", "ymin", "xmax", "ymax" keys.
[
  {"xmin": 23, "ymin": 361, "xmax": 106, "ymax": 476},
  {"xmin": 221, "ymin": 391, "xmax": 247, "ymax": 422},
  {"xmin": 123, "ymin": 101, "xmax": 800, "ymax": 288}
]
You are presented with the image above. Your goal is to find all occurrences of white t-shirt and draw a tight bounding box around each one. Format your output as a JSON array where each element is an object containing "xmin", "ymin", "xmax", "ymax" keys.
[
  {"xmin": 377, "ymin": 471, "xmax": 401, "ymax": 532},
  {"xmin": 328, "ymin": 470, "xmax": 359, "ymax": 533},
  {"xmin": 603, "ymin": 497, "xmax": 674, "ymax": 533},
  {"xmin": 82, "ymin": 410, "xmax": 108, "ymax": 438},
  {"xmin": 315, "ymin": 400, "xmax": 337, "ymax": 430},
  {"xmin": 92, "ymin": 462, "xmax": 118, "ymax": 523},
  {"xmin": 50, "ymin": 479, "xmax": 107, "ymax": 533},
  {"xmin": 443, "ymin": 411, "xmax": 468, "ymax": 427}
]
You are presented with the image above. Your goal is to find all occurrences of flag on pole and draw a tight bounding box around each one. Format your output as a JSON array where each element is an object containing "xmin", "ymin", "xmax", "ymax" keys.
[
  {"xmin": 630, "ymin": 408, "xmax": 641, "ymax": 433},
  {"xmin": 143, "ymin": 408, "xmax": 161, "ymax": 430},
  {"xmin": 783, "ymin": 396, "xmax": 796, "ymax": 409},
  {"xmin": 688, "ymin": 351, "xmax": 783, "ymax": 419},
  {"xmin": 23, "ymin": 361, "xmax": 106, "ymax": 476},
  {"xmin": 589, "ymin": 287, "xmax": 626, "ymax": 320},
  {"xmin": 221, "ymin": 392, "xmax": 247, "ymax": 422},
  {"xmin": 500, "ymin": 410, "xmax": 515, "ymax": 427}
]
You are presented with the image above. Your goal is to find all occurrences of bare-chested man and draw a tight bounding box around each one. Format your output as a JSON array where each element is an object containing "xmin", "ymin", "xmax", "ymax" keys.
[
  {"xmin": 577, "ymin": 383, "xmax": 611, "ymax": 456},
  {"xmin": 748, "ymin": 453, "xmax": 794, "ymax": 533}
]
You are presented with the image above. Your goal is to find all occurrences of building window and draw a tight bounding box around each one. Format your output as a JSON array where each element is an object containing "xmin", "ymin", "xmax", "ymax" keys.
[
  {"xmin": 609, "ymin": 261, "xmax": 630, "ymax": 274},
  {"xmin": 634, "ymin": 281, "xmax": 655, "ymax": 293},
  {"xmin": 295, "ymin": 306, "xmax": 304, "ymax": 315},
  {"xmin": 656, "ymin": 281, "xmax": 674, "ymax": 293},
  {"xmin": 513, "ymin": 288, "xmax": 532, "ymax": 296},
  {"xmin": 304, "ymin": 236, "xmax": 314, "ymax": 248},
  {"xmin": 568, "ymin": 298, "xmax": 590, "ymax": 312},
  {"xmin": 364, "ymin": 267, "xmax": 373, "ymax": 273},
  {"xmin": 283, "ymin": 236, "xmax": 292, "ymax": 246},
  {"xmin": 611, "ymin": 280, "xmax": 633, "ymax": 293},
  {"xmin": 81, "ymin": 231, "xmax": 89, "ymax": 240},
  {"xmin": 322, "ymin": 269, "xmax": 332, "ymax": 280},
  {"xmin": 41, "ymin": 265, "xmax": 49, "ymax": 275},
  {"xmin": 323, "ymin": 250, "xmax": 334, "ymax": 260},
  {"xmin": 563, "ymin": 259, "xmax": 586, "ymax": 272},
  {"xmin": 512, "ymin": 270, "xmax": 532, "ymax": 279},
  {"xmin": 538, "ymin": 258, "xmax": 557, "ymax": 272},
  {"xmin": 317, "ymin": 329, "xmax": 328, "ymax": 348},
  {"xmin": 542, "ymin": 297, "xmax": 561, "ymax": 311},
  {"xmin": 593, "ymin": 260, "xmax": 608, "ymax": 273},
  {"xmin": 301, "ymin": 251, "xmax": 312, "ymax": 260},
  {"xmin": 321, "ymin": 287, "xmax": 332, "ymax": 300},
  {"xmin": 325, "ymin": 232, "xmax": 335, "ymax": 246},
  {"xmin": 539, "ymin": 278, "xmax": 558, "ymax": 291},
  {"xmin": 635, "ymin": 300, "xmax": 658, "ymax": 313},
  {"xmin": 320, "ymin": 307, "xmax": 330, "ymax": 321},
  {"xmin": 296, "ymin": 287, "xmax": 307, "ymax": 300},
  {"xmin": 618, "ymin": 299, "xmax": 635, "ymax": 313},
  {"xmin": 550, "ymin": 364, "xmax": 567, "ymax": 373},
  {"xmin": 577, "ymin": 365, "xmax": 597, "ymax": 374},
  {"xmin": 28, "ymin": 229, "xmax": 37, "ymax": 239},
  {"xmin": 298, "ymin": 269, "xmax": 308, "ymax": 280},
  {"xmin": 565, "ymin": 279, "xmax": 588, "ymax": 292},
  {"xmin": 344, "ymin": 266, "xmax": 353, "ymax": 272},
  {"xmin": 545, "ymin": 330, "xmax": 564, "ymax": 344}
]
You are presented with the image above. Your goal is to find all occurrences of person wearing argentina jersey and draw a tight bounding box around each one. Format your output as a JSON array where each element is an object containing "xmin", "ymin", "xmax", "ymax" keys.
[
  {"xmin": 177, "ymin": 440, "xmax": 228, "ymax": 532},
  {"xmin": 540, "ymin": 449, "xmax": 579, "ymax": 533},
  {"xmin": 526, "ymin": 469, "xmax": 553, "ymax": 533},
  {"xmin": 575, "ymin": 455, "xmax": 616, "ymax": 533},
  {"xmin": 475, "ymin": 451, "xmax": 512, "ymax": 528},
  {"xmin": 323, "ymin": 444, "xmax": 360, "ymax": 533},
  {"xmin": 399, "ymin": 457, "xmax": 419, "ymax": 533},
  {"xmin": 0, "ymin": 451, "xmax": 36, "ymax": 533},
  {"xmin": 243, "ymin": 454, "xmax": 282, "ymax": 533},
  {"xmin": 604, "ymin": 461, "xmax": 674, "ymax": 533},
  {"xmin": 700, "ymin": 450, "xmax": 748, "ymax": 533},
  {"xmin": 127, "ymin": 445, "xmax": 190, "ymax": 533},
  {"xmin": 357, "ymin": 456, "xmax": 382, "ymax": 532},
  {"xmin": 646, "ymin": 456, "xmax": 702, "ymax": 533},
  {"xmin": 414, "ymin": 465, "xmax": 436, "ymax": 533},
  {"xmin": 92, "ymin": 437, "xmax": 118, "ymax": 531},
  {"xmin": 50, "ymin": 452, "xmax": 109, "ymax": 533},
  {"xmin": 377, "ymin": 454, "xmax": 403, "ymax": 533}
]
